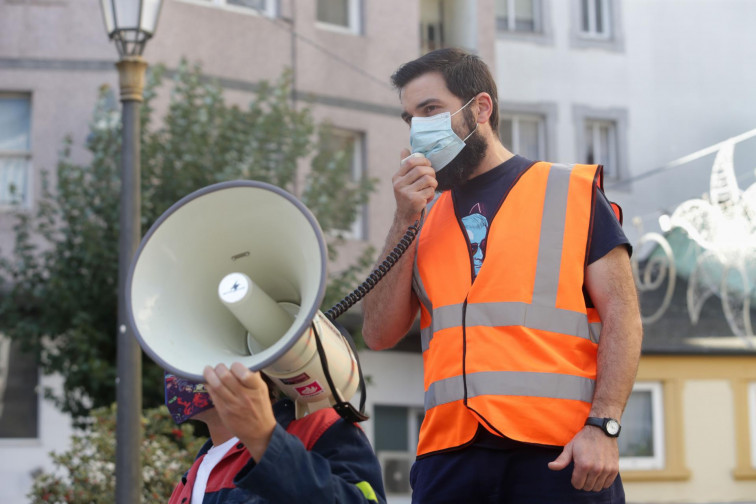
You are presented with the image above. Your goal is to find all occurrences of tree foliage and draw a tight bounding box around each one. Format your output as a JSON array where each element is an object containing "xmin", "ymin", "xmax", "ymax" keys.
[
  {"xmin": 27, "ymin": 405, "xmax": 205, "ymax": 503},
  {"xmin": 0, "ymin": 61, "xmax": 375, "ymax": 423}
]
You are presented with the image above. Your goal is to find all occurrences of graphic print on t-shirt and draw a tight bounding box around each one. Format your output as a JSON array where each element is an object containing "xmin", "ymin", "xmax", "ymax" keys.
[{"xmin": 461, "ymin": 203, "xmax": 489, "ymax": 277}]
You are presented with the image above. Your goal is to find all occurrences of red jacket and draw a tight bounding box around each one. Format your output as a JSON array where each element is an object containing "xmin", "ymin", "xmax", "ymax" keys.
[{"xmin": 169, "ymin": 399, "xmax": 385, "ymax": 503}]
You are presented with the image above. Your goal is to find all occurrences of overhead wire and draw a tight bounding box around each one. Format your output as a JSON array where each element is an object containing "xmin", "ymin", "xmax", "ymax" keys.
[{"xmin": 247, "ymin": 3, "xmax": 395, "ymax": 92}]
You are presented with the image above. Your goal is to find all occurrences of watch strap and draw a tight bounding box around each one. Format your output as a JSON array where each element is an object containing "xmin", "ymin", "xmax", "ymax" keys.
[{"xmin": 584, "ymin": 416, "xmax": 621, "ymax": 437}]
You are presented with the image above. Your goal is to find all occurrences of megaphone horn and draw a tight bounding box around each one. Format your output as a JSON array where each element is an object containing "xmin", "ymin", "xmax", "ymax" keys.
[{"xmin": 127, "ymin": 180, "xmax": 364, "ymax": 420}]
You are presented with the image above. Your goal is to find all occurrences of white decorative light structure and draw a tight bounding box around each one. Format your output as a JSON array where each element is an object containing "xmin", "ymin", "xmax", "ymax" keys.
[
  {"xmin": 633, "ymin": 140, "xmax": 756, "ymax": 346},
  {"xmin": 100, "ymin": 1, "xmax": 164, "ymax": 502}
]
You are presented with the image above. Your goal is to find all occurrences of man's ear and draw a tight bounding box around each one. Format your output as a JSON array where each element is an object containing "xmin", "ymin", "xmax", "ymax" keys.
[{"xmin": 474, "ymin": 92, "xmax": 494, "ymax": 124}]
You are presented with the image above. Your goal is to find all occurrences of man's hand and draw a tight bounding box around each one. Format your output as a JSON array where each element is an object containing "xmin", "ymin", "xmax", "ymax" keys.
[
  {"xmin": 393, "ymin": 148, "xmax": 436, "ymax": 225},
  {"xmin": 203, "ymin": 362, "xmax": 277, "ymax": 462},
  {"xmin": 547, "ymin": 425, "xmax": 619, "ymax": 491}
]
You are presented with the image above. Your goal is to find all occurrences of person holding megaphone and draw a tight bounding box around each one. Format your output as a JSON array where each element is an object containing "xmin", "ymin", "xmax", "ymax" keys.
[{"xmin": 165, "ymin": 363, "xmax": 386, "ymax": 503}]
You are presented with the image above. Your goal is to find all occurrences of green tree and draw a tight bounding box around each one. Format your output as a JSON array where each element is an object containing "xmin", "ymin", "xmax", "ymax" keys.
[{"xmin": 0, "ymin": 61, "xmax": 375, "ymax": 424}]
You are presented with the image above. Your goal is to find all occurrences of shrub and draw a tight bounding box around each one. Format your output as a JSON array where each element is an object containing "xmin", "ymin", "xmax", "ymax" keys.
[{"xmin": 28, "ymin": 405, "xmax": 205, "ymax": 503}]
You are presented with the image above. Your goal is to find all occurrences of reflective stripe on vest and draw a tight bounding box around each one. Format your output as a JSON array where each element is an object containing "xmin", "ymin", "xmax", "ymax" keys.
[
  {"xmin": 420, "ymin": 302, "xmax": 603, "ymax": 352},
  {"xmin": 412, "ymin": 162, "xmax": 603, "ymax": 456}
]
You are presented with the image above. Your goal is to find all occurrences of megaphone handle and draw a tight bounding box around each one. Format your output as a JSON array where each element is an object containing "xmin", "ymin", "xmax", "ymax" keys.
[{"xmin": 312, "ymin": 321, "xmax": 369, "ymax": 423}]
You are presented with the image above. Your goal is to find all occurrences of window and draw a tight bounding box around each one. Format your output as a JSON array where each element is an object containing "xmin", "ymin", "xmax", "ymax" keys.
[
  {"xmin": 373, "ymin": 405, "xmax": 424, "ymax": 497},
  {"xmin": 571, "ymin": 0, "xmax": 623, "ymax": 51},
  {"xmin": 419, "ymin": 0, "xmax": 445, "ymax": 53},
  {"xmin": 316, "ymin": 0, "xmax": 361, "ymax": 34},
  {"xmin": 580, "ymin": 0, "xmax": 611, "ymax": 39},
  {"xmin": 584, "ymin": 119, "xmax": 618, "ymax": 179},
  {"xmin": 619, "ymin": 382, "xmax": 665, "ymax": 471},
  {"xmin": 419, "ymin": 0, "xmax": 478, "ymax": 54},
  {"xmin": 0, "ymin": 335, "xmax": 39, "ymax": 439},
  {"xmin": 188, "ymin": 0, "xmax": 277, "ymax": 16},
  {"xmin": 0, "ymin": 94, "xmax": 31, "ymax": 207},
  {"xmin": 573, "ymin": 105, "xmax": 627, "ymax": 183},
  {"xmin": 322, "ymin": 129, "xmax": 366, "ymax": 239},
  {"xmin": 499, "ymin": 113, "xmax": 546, "ymax": 161},
  {"xmin": 495, "ymin": 0, "xmax": 541, "ymax": 33}
]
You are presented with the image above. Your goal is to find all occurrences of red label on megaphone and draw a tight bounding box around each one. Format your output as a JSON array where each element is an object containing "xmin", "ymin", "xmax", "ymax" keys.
[{"xmin": 296, "ymin": 382, "xmax": 324, "ymax": 397}]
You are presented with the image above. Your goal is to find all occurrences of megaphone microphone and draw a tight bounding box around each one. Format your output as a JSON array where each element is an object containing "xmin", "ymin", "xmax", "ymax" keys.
[{"xmin": 127, "ymin": 180, "xmax": 367, "ymax": 421}]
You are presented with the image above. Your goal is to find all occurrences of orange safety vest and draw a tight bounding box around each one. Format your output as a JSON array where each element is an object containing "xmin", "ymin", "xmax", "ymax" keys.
[{"xmin": 412, "ymin": 162, "xmax": 612, "ymax": 457}]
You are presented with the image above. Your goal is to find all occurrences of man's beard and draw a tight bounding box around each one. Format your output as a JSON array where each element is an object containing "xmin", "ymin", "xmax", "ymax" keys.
[{"xmin": 435, "ymin": 108, "xmax": 488, "ymax": 192}]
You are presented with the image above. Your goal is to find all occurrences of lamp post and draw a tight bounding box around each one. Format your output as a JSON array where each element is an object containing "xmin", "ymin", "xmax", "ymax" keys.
[{"xmin": 100, "ymin": 1, "xmax": 163, "ymax": 502}]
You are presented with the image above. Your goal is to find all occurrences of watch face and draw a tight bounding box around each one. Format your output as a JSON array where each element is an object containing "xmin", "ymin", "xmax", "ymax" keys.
[{"xmin": 606, "ymin": 419, "xmax": 620, "ymax": 436}]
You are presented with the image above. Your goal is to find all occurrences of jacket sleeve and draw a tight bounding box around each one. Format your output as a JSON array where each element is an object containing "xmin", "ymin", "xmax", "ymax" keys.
[{"xmin": 233, "ymin": 420, "xmax": 387, "ymax": 503}]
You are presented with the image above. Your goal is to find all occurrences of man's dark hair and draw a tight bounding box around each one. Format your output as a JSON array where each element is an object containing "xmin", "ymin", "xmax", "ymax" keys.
[{"xmin": 391, "ymin": 48, "xmax": 499, "ymax": 133}]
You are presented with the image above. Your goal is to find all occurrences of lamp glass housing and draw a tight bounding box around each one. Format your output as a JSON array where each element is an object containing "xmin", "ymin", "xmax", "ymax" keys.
[{"xmin": 100, "ymin": 0, "xmax": 163, "ymax": 56}]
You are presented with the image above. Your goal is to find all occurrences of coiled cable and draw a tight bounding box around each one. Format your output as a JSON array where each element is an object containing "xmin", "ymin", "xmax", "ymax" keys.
[{"xmin": 324, "ymin": 217, "xmax": 422, "ymax": 321}]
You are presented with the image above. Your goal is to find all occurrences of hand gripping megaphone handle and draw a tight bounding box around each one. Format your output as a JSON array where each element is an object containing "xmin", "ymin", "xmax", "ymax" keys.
[{"xmin": 311, "ymin": 319, "xmax": 368, "ymax": 423}]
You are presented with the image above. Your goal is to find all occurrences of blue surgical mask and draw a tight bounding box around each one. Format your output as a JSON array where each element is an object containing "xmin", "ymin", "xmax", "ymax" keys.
[{"xmin": 409, "ymin": 96, "xmax": 478, "ymax": 171}]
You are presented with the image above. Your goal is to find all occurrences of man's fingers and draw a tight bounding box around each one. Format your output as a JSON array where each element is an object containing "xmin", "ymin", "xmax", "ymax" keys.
[
  {"xmin": 547, "ymin": 445, "xmax": 571, "ymax": 471},
  {"xmin": 230, "ymin": 362, "xmax": 251, "ymax": 381},
  {"xmin": 396, "ymin": 164, "xmax": 436, "ymax": 192},
  {"xmin": 216, "ymin": 363, "xmax": 239, "ymax": 389},
  {"xmin": 571, "ymin": 465, "xmax": 588, "ymax": 491},
  {"xmin": 406, "ymin": 173, "xmax": 437, "ymax": 195},
  {"xmin": 577, "ymin": 465, "xmax": 598, "ymax": 492},
  {"xmin": 203, "ymin": 365, "xmax": 220, "ymax": 388},
  {"xmin": 398, "ymin": 152, "xmax": 431, "ymax": 176},
  {"xmin": 230, "ymin": 362, "xmax": 264, "ymax": 389},
  {"xmin": 591, "ymin": 474, "xmax": 608, "ymax": 492},
  {"xmin": 203, "ymin": 364, "xmax": 240, "ymax": 401},
  {"xmin": 602, "ymin": 472, "xmax": 618, "ymax": 490}
]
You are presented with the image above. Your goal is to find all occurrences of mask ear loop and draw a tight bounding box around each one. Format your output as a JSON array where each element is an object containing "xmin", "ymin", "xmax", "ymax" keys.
[
  {"xmin": 451, "ymin": 95, "xmax": 478, "ymax": 118},
  {"xmin": 462, "ymin": 122, "xmax": 478, "ymax": 142},
  {"xmin": 452, "ymin": 94, "xmax": 480, "ymax": 142}
]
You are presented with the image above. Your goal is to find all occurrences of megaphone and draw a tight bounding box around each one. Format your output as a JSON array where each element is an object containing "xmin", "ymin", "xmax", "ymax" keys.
[{"xmin": 126, "ymin": 180, "xmax": 365, "ymax": 420}]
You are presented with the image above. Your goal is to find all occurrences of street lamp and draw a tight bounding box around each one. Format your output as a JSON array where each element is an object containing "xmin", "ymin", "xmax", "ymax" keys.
[{"xmin": 100, "ymin": 1, "xmax": 163, "ymax": 502}]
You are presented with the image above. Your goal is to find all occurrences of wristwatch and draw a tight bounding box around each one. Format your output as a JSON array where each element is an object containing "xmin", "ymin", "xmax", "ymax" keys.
[{"xmin": 584, "ymin": 417, "xmax": 621, "ymax": 437}]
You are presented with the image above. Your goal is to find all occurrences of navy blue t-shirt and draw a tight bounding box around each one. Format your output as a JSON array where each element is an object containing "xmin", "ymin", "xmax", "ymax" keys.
[
  {"xmin": 450, "ymin": 155, "xmax": 631, "ymax": 450},
  {"xmin": 452, "ymin": 155, "xmax": 630, "ymax": 278}
]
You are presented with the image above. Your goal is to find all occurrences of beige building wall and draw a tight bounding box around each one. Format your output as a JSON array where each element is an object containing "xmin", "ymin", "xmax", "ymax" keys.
[{"xmin": 624, "ymin": 356, "xmax": 756, "ymax": 503}]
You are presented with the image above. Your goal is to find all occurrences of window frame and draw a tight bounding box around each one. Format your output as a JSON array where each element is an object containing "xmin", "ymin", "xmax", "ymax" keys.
[
  {"xmin": 579, "ymin": 0, "xmax": 611, "ymax": 39},
  {"xmin": 315, "ymin": 0, "xmax": 362, "ymax": 36},
  {"xmin": 573, "ymin": 105, "xmax": 628, "ymax": 184},
  {"xmin": 0, "ymin": 92, "xmax": 32, "ymax": 209},
  {"xmin": 499, "ymin": 112, "xmax": 547, "ymax": 162},
  {"xmin": 175, "ymin": 0, "xmax": 278, "ymax": 17},
  {"xmin": 498, "ymin": 101, "xmax": 557, "ymax": 161},
  {"xmin": 619, "ymin": 381, "xmax": 666, "ymax": 471},
  {"xmin": 750, "ymin": 382, "xmax": 756, "ymax": 469},
  {"xmin": 496, "ymin": 0, "xmax": 553, "ymax": 45},
  {"xmin": 584, "ymin": 118, "xmax": 618, "ymax": 178},
  {"xmin": 570, "ymin": 0, "xmax": 624, "ymax": 52},
  {"xmin": 0, "ymin": 334, "xmax": 40, "ymax": 442},
  {"xmin": 731, "ymin": 376, "xmax": 756, "ymax": 480},
  {"xmin": 372, "ymin": 403, "xmax": 425, "ymax": 498},
  {"xmin": 419, "ymin": 0, "xmax": 445, "ymax": 53},
  {"xmin": 495, "ymin": 0, "xmax": 542, "ymax": 34},
  {"xmin": 325, "ymin": 127, "xmax": 367, "ymax": 240},
  {"xmin": 734, "ymin": 380, "xmax": 756, "ymax": 478}
]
